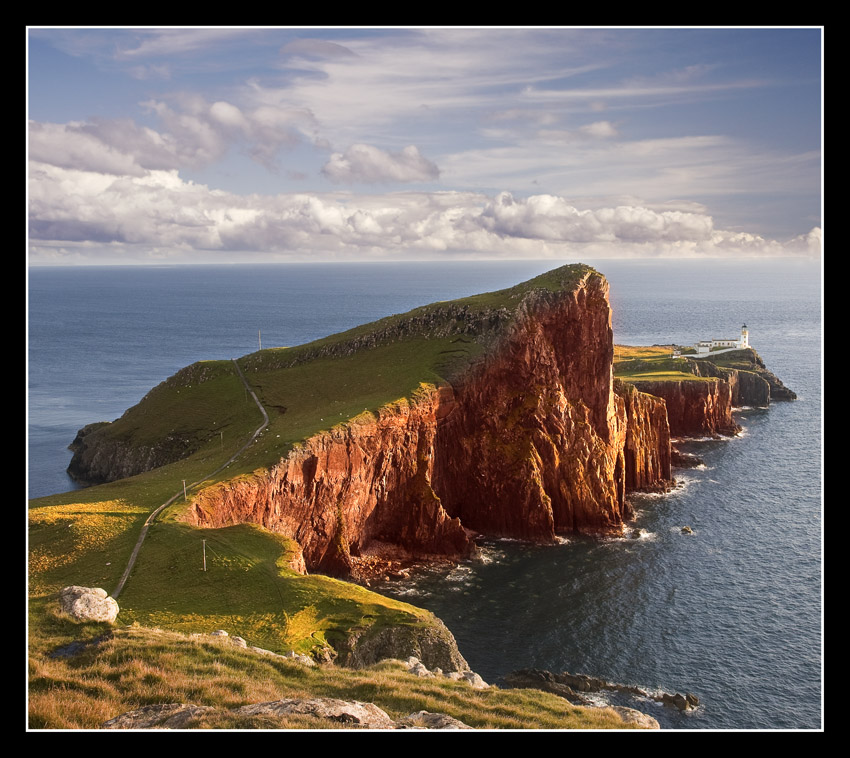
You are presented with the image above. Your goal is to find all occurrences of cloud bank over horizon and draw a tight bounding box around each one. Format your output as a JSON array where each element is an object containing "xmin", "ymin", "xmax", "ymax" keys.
[{"xmin": 28, "ymin": 27, "xmax": 822, "ymax": 264}]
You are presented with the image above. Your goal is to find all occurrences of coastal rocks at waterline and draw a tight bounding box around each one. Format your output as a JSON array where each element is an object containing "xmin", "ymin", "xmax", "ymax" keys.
[
  {"xmin": 501, "ymin": 668, "xmax": 698, "ymax": 713},
  {"xmin": 58, "ymin": 586, "xmax": 119, "ymax": 623}
]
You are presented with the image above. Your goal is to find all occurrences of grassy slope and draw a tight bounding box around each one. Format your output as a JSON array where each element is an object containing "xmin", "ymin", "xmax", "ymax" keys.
[
  {"xmin": 613, "ymin": 348, "xmax": 715, "ymax": 384},
  {"xmin": 30, "ymin": 263, "xmax": 643, "ymax": 729},
  {"xmin": 28, "ymin": 622, "xmax": 636, "ymax": 729}
]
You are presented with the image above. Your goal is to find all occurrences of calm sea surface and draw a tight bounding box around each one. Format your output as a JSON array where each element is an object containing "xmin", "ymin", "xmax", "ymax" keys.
[{"xmin": 27, "ymin": 259, "xmax": 822, "ymax": 730}]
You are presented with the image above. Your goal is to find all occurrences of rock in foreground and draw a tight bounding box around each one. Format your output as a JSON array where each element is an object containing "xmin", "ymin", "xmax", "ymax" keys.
[{"xmin": 58, "ymin": 586, "xmax": 119, "ymax": 623}]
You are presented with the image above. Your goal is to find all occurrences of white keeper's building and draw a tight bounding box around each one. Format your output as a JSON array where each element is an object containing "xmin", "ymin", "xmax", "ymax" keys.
[{"xmin": 694, "ymin": 325, "xmax": 749, "ymax": 355}]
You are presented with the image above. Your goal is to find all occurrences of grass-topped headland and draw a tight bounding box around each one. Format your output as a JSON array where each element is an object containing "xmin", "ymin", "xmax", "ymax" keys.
[
  {"xmin": 32, "ymin": 262, "xmax": 652, "ymax": 729},
  {"xmin": 65, "ymin": 262, "xmax": 602, "ymax": 487}
]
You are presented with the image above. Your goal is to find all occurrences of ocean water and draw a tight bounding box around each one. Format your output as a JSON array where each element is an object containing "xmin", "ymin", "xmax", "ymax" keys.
[{"xmin": 27, "ymin": 258, "xmax": 822, "ymax": 730}]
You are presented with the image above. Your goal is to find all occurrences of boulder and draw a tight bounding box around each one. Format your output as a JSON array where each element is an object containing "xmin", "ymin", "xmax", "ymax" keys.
[
  {"xmin": 609, "ymin": 706, "xmax": 660, "ymax": 729},
  {"xmin": 234, "ymin": 698, "xmax": 396, "ymax": 729},
  {"xmin": 461, "ymin": 671, "xmax": 489, "ymax": 689},
  {"xmin": 58, "ymin": 586, "xmax": 119, "ymax": 623},
  {"xmin": 396, "ymin": 711, "xmax": 474, "ymax": 729},
  {"xmin": 102, "ymin": 703, "xmax": 216, "ymax": 729}
]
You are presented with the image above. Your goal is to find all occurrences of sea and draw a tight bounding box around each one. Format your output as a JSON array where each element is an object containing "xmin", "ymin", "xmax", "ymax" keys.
[{"xmin": 27, "ymin": 258, "xmax": 822, "ymax": 730}]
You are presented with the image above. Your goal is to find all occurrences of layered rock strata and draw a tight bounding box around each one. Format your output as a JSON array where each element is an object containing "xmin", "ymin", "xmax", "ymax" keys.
[
  {"xmin": 628, "ymin": 378, "xmax": 741, "ymax": 438},
  {"xmin": 186, "ymin": 270, "xmax": 672, "ymax": 576}
]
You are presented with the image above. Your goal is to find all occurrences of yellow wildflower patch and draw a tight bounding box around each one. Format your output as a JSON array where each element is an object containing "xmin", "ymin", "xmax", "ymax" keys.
[{"xmin": 28, "ymin": 499, "xmax": 147, "ymax": 582}]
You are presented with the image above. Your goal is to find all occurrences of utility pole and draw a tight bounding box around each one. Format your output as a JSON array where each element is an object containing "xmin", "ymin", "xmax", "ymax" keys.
[
  {"xmin": 258, "ymin": 329, "xmax": 262, "ymax": 351},
  {"xmin": 202, "ymin": 539, "xmax": 207, "ymax": 572},
  {"xmin": 220, "ymin": 430, "xmax": 223, "ymax": 450},
  {"xmin": 182, "ymin": 480, "xmax": 187, "ymax": 501}
]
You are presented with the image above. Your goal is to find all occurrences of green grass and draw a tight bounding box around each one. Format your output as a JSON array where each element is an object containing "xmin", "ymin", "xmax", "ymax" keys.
[
  {"xmin": 29, "ymin": 262, "xmax": 651, "ymax": 729},
  {"xmin": 84, "ymin": 360, "xmax": 261, "ymax": 456},
  {"xmin": 28, "ymin": 621, "xmax": 642, "ymax": 729},
  {"xmin": 115, "ymin": 522, "xmax": 432, "ymax": 656},
  {"xmin": 613, "ymin": 353, "xmax": 713, "ymax": 384},
  {"xmin": 615, "ymin": 370, "xmax": 715, "ymax": 383}
]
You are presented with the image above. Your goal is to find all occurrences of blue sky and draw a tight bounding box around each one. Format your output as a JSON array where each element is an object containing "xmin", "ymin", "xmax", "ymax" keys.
[{"xmin": 27, "ymin": 27, "xmax": 822, "ymax": 264}]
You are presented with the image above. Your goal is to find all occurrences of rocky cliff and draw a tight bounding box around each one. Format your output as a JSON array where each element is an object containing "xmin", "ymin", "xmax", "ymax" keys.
[
  {"xmin": 613, "ymin": 380, "xmax": 672, "ymax": 491},
  {"xmin": 628, "ymin": 377, "xmax": 740, "ymax": 438},
  {"xmin": 185, "ymin": 267, "xmax": 673, "ymax": 576},
  {"xmin": 67, "ymin": 264, "xmax": 793, "ymax": 581}
]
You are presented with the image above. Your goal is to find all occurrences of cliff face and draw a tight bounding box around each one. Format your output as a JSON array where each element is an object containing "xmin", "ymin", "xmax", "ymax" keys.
[
  {"xmin": 629, "ymin": 378, "xmax": 740, "ymax": 438},
  {"xmin": 67, "ymin": 423, "xmax": 195, "ymax": 485},
  {"xmin": 185, "ymin": 271, "xmax": 673, "ymax": 575},
  {"xmin": 430, "ymin": 279, "xmax": 630, "ymax": 539},
  {"xmin": 187, "ymin": 388, "xmax": 473, "ymax": 576},
  {"xmin": 613, "ymin": 380, "xmax": 672, "ymax": 491}
]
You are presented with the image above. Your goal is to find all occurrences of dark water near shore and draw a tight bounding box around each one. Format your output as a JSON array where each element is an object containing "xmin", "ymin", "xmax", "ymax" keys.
[{"xmin": 27, "ymin": 258, "xmax": 822, "ymax": 729}]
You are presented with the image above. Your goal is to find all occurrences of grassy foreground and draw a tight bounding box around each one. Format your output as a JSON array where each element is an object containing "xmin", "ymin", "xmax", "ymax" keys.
[
  {"xmin": 28, "ymin": 620, "xmax": 636, "ymax": 730},
  {"xmin": 29, "ymin": 263, "xmax": 650, "ymax": 729}
]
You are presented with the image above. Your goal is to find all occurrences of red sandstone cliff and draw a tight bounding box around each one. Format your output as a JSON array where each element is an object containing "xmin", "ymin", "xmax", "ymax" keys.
[
  {"xmin": 185, "ymin": 269, "xmax": 674, "ymax": 577},
  {"xmin": 629, "ymin": 378, "xmax": 740, "ymax": 438},
  {"xmin": 613, "ymin": 380, "xmax": 672, "ymax": 492}
]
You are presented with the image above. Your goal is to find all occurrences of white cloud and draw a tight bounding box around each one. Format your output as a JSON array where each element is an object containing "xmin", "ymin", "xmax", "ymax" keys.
[
  {"xmin": 579, "ymin": 120, "xmax": 618, "ymax": 139},
  {"xmin": 28, "ymin": 164, "xmax": 819, "ymax": 261},
  {"xmin": 29, "ymin": 95, "xmax": 316, "ymax": 177},
  {"xmin": 322, "ymin": 144, "xmax": 440, "ymax": 184}
]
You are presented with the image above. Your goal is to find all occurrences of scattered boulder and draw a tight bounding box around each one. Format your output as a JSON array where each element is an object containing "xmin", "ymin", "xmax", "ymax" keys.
[
  {"xmin": 281, "ymin": 650, "xmax": 316, "ymax": 667},
  {"xmin": 235, "ymin": 698, "xmax": 396, "ymax": 729},
  {"xmin": 209, "ymin": 629, "xmax": 229, "ymax": 637},
  {"xmin": 609, "ymin": 706, "xmax": 660, "ymax": 729},
  {"xmin": 102, "ymin": 703, "xmax": 216, "ymax": 729},
  {"xmin": 58, "ymin": 586, "xmax": 119, "ymax": 623},
  {"xmin": 502, "ymin": 667, "xmax": 698, "ymax": 719},
  {"xmin": 403, "ymin": 656, "xmax": 488, "ymax": 688},
  {"xmin": 460, "ymin": 671, "xmax": 489, "ymax": 690},
  {"xmin": 671, "ymin": 448, "xmax": 704, "ymax": 469},
  {"xmin": 410, "ymin": 662, "xmax": 432, "ymax": 677},
  {"xmin": 102, "ymin": 700, "xmax": 477, "ymax": 730},
  {"xmin": 230, "ymin": 636, "xmax": 247, "ymax": 648},
  {"xmin": 396, "ymin": 710, "xmax": 474, "ymax": 730},
  {"xmin": 661, "ymin": 692, "xmax": 700, "ymax": 711}
]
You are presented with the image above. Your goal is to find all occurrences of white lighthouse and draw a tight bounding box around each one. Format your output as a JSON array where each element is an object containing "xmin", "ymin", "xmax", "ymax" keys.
[{"xmin": 738, "ymin": 324, "xmax": 749, "ymax": 349}]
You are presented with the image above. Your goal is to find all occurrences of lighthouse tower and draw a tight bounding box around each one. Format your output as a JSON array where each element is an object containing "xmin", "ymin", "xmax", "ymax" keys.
[{"xmin": 738, "ymin": 324, "xmax": 749, "ymax": 349}]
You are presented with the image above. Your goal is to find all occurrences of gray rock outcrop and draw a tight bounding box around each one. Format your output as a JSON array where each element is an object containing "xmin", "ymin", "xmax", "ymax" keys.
[
  {"xmin": 235, "ymin": 698, "xmax": 397, "ymax": 728},
  {"xmin": 101, "ymin": 699, "xmax": 477, "ymax": 730},
  {"xmin": 58, "ymin": 586, "xmax": 119, "ymax": 623},
  {"xmin": 335, "ymin": 617, "xmax": 470, "ymax": 672},
  {"xmin": 102, "ymin": 703, "xmax": 216, "ymax": 729}
]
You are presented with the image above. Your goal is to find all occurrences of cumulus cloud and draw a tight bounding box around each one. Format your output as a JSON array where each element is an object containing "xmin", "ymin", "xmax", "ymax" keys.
[
  {"xmin": 478, "ymin": 192, "xmax": 713, "ymax": 244},
  {"xmin": 322, "ymin": 144, "xmax": 440, "ymax": 184},
  {"xmin": 28, "ymin": 96, "xmax": 316, "ymax": 177},
  {"xmin": 27, "ymin": 164, "xmax": 819, "ymax": 262}
]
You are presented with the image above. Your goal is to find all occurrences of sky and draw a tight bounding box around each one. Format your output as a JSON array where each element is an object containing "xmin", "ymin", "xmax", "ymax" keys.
[{"xmin": 27, "ymin": 26, "xmax": 823, "ymax": 264}]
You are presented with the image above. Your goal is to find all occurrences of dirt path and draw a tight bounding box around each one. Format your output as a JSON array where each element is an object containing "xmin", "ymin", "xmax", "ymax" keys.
[{"xmin": 111, "ymin": 359, "xmax": 269, "ymax": 598}]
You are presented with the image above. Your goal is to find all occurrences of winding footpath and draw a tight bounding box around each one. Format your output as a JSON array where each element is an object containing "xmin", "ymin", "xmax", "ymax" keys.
[{"xmin": 112, "ymin": 359, "xmax": 269, "ymax": 598}]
